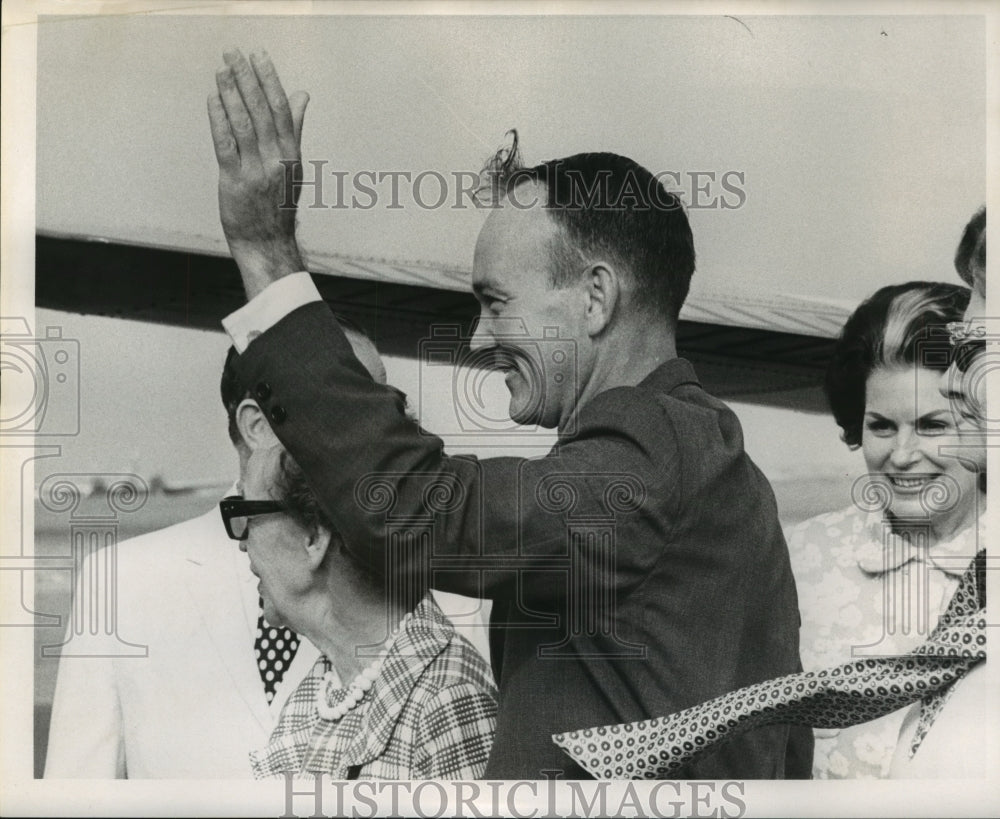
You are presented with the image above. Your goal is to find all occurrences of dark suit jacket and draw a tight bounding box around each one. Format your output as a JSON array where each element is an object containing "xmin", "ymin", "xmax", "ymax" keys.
[{"xmin": 236, "ymin": 301, "xmax": 812, "ymax": 779}]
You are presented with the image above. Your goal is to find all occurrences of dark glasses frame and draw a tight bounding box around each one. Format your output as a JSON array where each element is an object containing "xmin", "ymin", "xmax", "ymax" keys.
[
  {"xmin": 219, "ymin": 495, "xmax": 287, "ymax": 541},
  {"xmin": 946, "ymin": 321, "xmax": 987, "ymax": 373}
]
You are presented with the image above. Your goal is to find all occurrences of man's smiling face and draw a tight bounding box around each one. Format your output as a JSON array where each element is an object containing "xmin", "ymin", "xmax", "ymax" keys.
[{"xmin": 469, "ymin": 183, "xmax": 589, "ymax": 430}]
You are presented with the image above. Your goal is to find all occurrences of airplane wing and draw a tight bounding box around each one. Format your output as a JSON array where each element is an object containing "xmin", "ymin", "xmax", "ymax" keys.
[{"xmin": 36, "ymin": 229, "xmax": 849, "ymax": 412}]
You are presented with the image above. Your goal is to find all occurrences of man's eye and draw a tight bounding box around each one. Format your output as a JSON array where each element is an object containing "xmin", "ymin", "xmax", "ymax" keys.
[{"xmin": 918, "ymin": 418, "xmax": 950, "ymax": 434}]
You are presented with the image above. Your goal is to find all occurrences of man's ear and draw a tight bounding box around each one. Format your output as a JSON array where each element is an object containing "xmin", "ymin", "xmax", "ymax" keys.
[
  {"xmin": 235, "ymin": 398, "xmax": 282, "ymax": 452},
  {"xmin": 303, "ymin": 526, "xmax": 332, "ymax": 571},
  {"xmin": 584, "ymin": 262, "xmax": 621, "ymax": 336}
]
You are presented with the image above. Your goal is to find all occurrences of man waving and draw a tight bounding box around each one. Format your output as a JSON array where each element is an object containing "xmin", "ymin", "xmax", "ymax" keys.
[{"xmin": 207, "ymin": 49, "xmax": 810, "ymax": 779}]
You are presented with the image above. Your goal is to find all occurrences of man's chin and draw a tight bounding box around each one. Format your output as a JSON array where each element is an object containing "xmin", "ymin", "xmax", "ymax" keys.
[
  {"xmin": 262, "ymin": 604, "xmax": 283, "ymax": 628},
  {"xmin": 508, "ymin": 397, "xmax": 558, "ymax": 429}
]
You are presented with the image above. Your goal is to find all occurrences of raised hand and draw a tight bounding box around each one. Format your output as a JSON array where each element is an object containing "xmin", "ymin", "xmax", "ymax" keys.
[{"xmin": 208, "ymin": 49, "xmax": 310, "ymax": 298}]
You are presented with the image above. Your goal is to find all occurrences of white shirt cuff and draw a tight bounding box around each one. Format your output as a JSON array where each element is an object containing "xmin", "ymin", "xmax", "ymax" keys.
[{"xmin": 222, "ymin": 272, "xmax": 323, "ymax": 352}]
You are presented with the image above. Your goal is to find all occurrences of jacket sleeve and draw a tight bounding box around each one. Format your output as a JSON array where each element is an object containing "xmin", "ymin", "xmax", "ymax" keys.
[{"xmin": 235, "ymin": 301, "xmax": 677, "ymax": 600}]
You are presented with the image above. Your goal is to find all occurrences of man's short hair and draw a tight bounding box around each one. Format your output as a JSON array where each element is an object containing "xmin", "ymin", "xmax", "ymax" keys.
[
  {"xmin": 220, "ymin": 312, "xmax": 374, "ymax": 446},
  {"xmin": 220, "ymin": 345, "xmax": 245, "ymax": 447},
  {"xmin": 480, "ymin": 131, "xmax": 696, "ymax": 323},
  {"xmin": 955, "ymin": 206, "xmax": 986, "ymax": 298},
  {"xmin": 824, "ymin": 281, "xmax": 970, "ymax": 448}
]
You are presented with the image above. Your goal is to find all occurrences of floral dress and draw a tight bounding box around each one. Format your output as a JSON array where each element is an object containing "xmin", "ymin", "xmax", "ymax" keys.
[{"xmin": 786, "ymin": 505, "xmax": 981, "ymax": 779}]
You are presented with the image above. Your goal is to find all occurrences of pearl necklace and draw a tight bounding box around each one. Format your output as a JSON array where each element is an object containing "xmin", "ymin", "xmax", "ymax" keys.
[{"xmin": 315, "ymin": 612, "xmax": 413, "ymax": 722}]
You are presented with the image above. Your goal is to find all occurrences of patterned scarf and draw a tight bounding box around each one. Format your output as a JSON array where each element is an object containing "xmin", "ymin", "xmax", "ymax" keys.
[{"xmin": 553, "ymin": 551, "xmax": 985, "ymax": 779}]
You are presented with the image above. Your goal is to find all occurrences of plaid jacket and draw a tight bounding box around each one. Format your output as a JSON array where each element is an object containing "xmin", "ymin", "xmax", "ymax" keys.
[{"xmin": 249, "ymin": 595, "xmax": 497, "ymax": 779}]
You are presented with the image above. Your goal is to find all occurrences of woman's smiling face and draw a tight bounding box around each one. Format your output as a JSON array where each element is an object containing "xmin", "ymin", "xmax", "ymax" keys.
[{"xmin": 862, "ymin": 365, "xmax": 981, "ymax": 532}]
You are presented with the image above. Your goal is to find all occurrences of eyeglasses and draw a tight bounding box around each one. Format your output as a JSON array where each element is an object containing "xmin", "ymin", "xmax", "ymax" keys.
[
  {"xmin": 945, "ymin": 321, "xmax": 987, "ymax": 373},
  {"xmin": 219, "ymin": 495, "xmax": 286, "ymax": 541}
]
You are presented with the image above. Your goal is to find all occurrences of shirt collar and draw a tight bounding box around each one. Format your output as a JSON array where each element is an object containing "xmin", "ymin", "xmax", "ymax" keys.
[
  {"xmin": 557, "ymin": 357, "xmax": 701, "ymax": 440},
  {"xmin": 856, "ymin": 510, "xmax": 984, "ymax": 577},
  {"xmin": 638, "ymin": 357, "xmax": 702, "ymax": 393}
]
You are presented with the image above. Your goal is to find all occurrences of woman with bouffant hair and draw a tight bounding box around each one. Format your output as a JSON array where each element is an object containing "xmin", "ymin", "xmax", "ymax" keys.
[{"xmin": 787, "ymin": 280, "xmax": 983, "ymax": 778}]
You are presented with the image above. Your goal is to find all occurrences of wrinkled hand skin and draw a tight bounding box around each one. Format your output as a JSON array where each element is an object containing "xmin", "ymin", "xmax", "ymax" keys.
[{"xmin": 207, "ymin": 49, "xmax": 310, "ymax": 298}]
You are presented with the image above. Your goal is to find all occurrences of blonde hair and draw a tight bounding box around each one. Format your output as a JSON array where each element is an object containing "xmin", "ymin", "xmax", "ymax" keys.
[{"xmin": 879, "ymin": 288, "xmax": 948, "ymax": 366}]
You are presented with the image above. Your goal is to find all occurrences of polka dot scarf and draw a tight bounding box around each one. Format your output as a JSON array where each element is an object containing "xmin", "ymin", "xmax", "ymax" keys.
[
  {"xmin": 553, "ymin": 551, "xmax": 986, "ymax": 779},
  {"xmin": 254, "ymin": 597, "xmax": 300, "ymax": 705}
]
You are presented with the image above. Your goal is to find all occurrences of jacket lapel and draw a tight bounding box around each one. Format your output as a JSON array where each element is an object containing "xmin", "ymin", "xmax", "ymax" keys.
[
  {"xmin": 181, "ymin": 504, "xmax": 272, "ymax": 732},
  {"xmin": 340, "ymin": 597, "xmax": 450, "ymax": 768}
]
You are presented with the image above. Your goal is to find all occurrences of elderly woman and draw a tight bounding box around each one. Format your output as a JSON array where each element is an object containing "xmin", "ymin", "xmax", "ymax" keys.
[
  {"xmin": 786, "ymin": 279, "xmax": 983, "ymax": 778},
  {"xmin": 220, "ymin": 333, "xmax": 497, "ymax": 780}
]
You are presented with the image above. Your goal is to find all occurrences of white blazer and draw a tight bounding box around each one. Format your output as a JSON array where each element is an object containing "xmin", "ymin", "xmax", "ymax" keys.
[{"xmin": 44, "ymin": 502, "xmax": 319, "ymax": 778}]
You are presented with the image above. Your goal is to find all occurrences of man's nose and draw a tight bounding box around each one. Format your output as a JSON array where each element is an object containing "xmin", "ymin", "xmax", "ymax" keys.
[
  {"xmin": 889, "ymin": 429, "xmax": 923, "ymax": 469},
  {"xmin": 468, "ymin": 314, "xmax": 495, "ymax": 352},
  {"xmin": 239, "ymin": 540, "xmax": 248, "ymax": 553}
]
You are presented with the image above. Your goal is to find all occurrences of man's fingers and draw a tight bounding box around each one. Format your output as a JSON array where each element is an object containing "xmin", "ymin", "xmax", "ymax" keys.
[
  {"xmin": 224, "ymin": 49, "xmax": 279, "ymax": 154},
  {"xmin": 216, "ymin": 66, "xmax": 261, "ymax": 167},
  {"xmin": 207, "ymin": 91, "xmax": 239, "ymax": 172},
  {"xmin": 250, "ymin": 51, "xmax": 296, "ymax": 151},
  {"xmin": 289, "ymin": 91, "xmax": 310, "ymax": 148}
]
